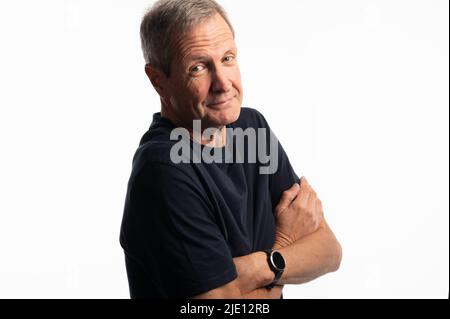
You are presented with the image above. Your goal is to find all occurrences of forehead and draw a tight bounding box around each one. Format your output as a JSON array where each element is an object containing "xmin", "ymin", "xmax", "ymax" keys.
[{"xmin": 171, "ymin": 13, "xmax": 236, "ymax": 61}]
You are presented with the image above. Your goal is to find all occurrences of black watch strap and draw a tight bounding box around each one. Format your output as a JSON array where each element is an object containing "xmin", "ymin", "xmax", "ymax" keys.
[{"xmin": 263, "ymin": 249, "xmax": 285, "ymax": 289}]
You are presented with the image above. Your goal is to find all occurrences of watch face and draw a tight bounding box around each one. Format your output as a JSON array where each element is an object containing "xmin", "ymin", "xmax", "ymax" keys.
[{"xmin": 272, "ymin": 251, "xmax": 286, "ymax": 270}]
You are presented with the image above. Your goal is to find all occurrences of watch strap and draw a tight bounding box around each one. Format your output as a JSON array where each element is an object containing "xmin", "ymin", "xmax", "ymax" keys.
[{"xmin": 263, "ymin": 248, "xmax": 283, "ymax": 289}]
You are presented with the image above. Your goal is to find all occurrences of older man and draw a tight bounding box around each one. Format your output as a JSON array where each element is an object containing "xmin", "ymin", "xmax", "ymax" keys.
[{"xmin": 120, "ymin": 0, "xmax": 342, "ymax": 299}]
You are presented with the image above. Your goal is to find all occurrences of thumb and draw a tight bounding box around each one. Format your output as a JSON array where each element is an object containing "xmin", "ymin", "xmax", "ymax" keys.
[{"xmin": 275, "ymin": 183, "xmax": 300, "ymax": 214}]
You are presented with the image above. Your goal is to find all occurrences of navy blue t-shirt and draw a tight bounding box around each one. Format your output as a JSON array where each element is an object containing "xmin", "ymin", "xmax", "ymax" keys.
[{"xmin": 120, "ymin": 107, "xmax": 299, "ymax": 298}]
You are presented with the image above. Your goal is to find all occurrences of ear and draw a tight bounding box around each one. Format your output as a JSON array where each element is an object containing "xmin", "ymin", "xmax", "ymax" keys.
[{"xmin": 145, "ymin": 64, "xmax": 167, "ymax": 97}]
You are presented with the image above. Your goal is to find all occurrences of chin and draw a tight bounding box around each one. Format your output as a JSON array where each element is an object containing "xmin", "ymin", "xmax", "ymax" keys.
[{"xmin": 210, "ymin": 105, "xmax": 241, "ymax": 127}]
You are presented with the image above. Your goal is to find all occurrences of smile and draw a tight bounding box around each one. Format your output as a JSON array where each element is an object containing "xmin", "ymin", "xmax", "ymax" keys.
[{"xmin": 207, "ymin": 97, "xmax": 234, "ymax": 109}]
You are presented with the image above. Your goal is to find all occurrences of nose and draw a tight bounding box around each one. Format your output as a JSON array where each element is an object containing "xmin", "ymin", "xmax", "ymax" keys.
[{"xmin": 210, "ymin": 66, "xmax": 232, "ymax": 94}]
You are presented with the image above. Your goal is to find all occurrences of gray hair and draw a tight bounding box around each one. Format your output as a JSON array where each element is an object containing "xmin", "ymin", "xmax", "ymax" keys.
[{"xmin": 140, "ymin": 0, "xmax": 235, "ymax": 76}]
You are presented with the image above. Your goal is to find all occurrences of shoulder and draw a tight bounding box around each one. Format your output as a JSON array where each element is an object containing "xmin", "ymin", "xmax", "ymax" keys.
[
  {"xmin": 129, "ymin": 152, "xmax": 197, "ymax": 192},
  {"xmin": 131, "ymin": 123, "xmax": 194, "ymax": 178},
  {"xmin": 133, "ymin": 140, "xmax": 175, "ymax": 168}
]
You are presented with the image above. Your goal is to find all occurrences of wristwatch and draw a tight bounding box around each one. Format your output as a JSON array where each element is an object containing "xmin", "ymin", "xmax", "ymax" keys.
[{"xmin": 263, "ymin": 249, "xmax": 286, "ymax": 289}]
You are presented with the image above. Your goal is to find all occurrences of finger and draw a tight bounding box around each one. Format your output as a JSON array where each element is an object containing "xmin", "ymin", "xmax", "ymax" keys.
[
  {"xmin": 302, "ymin": 177, "xmax": 314, "ymax": 193},
  {"xmin": 300, "ymin": 176, "xmax": 312, "ymax": 193},
  {"xmin": 301, "ymin": 176, "xmax": 309, "ymax": 186},
  {"xmin": 301, "ymin": 176, "xmax": 317, "ymax": 198},
  {"xmin": 316, "ymin": 198, "xmax": 324, "ymax": 219},
  {"xmin": 275, "ymin": 183, "xmax": 300, "ymax": 213},
  {"xmin": 298, "ymin": 179, "xmax": 312, "ymax": 207},
  {"xmin": 306, "ymin": 190, "xmax": 316, "ymax": 212},
  {"xmin": 300, "ymin": 176, "xmax": 307, "ymax": 187},
  {"xmin": 317, "ymin": 198, "xmax": 323, "ymax": 213},
  {"xmin": 306, "ymin": 183, "xmax": 318, "ymax": 210},
  {"xmin": 278, "ymin": 183, "xmax": 300, "ymax": 207}
]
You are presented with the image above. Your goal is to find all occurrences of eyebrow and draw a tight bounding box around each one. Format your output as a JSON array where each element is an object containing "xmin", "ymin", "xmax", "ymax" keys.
[
  {"xmin": 185, "ymin": 49, "xmax": 236, "ymax": 63},
  {"xmin": 223, "ymin": 49, "xmax": 236, "ymax": 56},
  {"xmin": 186, "ymin": 54, "xmax": 210, "ymax": 62}
]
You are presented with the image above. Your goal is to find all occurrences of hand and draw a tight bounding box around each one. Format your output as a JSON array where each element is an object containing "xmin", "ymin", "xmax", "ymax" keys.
[
  {"xmin": 233, "ymin": 251, "xmax": 285, "ymax": 296},
  {"xmin": 274, "ymin": 177, "xmax": 324, "ymax": 248}
]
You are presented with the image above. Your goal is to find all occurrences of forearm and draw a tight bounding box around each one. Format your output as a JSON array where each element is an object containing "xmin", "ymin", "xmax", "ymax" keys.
[
  {"xmin": 233, "ymin": 252, "xmax": 274, "ymax": 293},
  {"xmin": 274, "ymin": 220, "xmax": 342, "ymax": 285},
  {"xmin": 241, "ymin": 285, "xmax": 283, "ymax": 299},
  {"xmin": 194, "ymin": 252, "xmax": 283, "ymax": 299},
  {"xmin": 233, "ymin": 253, "xmax": 284, "ymax": 298}
]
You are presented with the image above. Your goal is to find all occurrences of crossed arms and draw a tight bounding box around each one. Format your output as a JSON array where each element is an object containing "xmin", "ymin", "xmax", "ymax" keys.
[{"xmin": 193, "ymin": 177, "xmax": 342, "ymax": 299}]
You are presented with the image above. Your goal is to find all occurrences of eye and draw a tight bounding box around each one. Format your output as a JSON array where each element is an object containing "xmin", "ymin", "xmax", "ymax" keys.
[
  {"xmin": 190, "ymin": 64, "xmax": 205, "ymax": 74},
  {"xmin": 223, "ymin": 55, "xmax": 235, "ymax": 63}
]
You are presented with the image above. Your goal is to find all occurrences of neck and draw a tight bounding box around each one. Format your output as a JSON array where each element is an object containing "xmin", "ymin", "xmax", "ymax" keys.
[
  {"xmin": 189, "ymin": 125, "xmax": 227, "ymax": 147},
  {"xmin": 161, "ymin": 104, "xmax": 227, "ymax": 147}
]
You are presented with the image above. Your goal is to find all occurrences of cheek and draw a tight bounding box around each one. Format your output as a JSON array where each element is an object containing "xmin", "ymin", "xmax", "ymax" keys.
[
  {"xmin": 231, "ymin": 67, "xmax": 243, "ymax": 92},
  {"xmin": 188, "ymin": 79, "xmax": 211, "ymax": 104}
]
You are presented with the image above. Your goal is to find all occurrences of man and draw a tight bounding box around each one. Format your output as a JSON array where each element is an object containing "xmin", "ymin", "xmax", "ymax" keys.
[{"xmin": 120, "ymin": 0, "xmax": 342, "ymax": 299}]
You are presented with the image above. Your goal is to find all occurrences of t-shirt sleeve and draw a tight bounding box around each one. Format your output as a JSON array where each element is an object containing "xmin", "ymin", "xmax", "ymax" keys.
[
  {"xmin": 268, "ymin": 138, "xmax": 301, "ymax": 211},
  {"xmin": 123, "ymin": 161, "xmax": 237, "ymax": 298},
  {"xmin": 252, "ymin": 109, "xmax": 301, "ymax": 211}
]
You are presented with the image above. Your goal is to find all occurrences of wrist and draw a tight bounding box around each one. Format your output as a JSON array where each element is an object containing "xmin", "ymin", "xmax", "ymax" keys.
[
  {"xmin": 273, "ymin": 242, "xmax": 283, "ymax": 250},
  {"xmin": 274, "ymin": 230, "xmax": 295, "ymax": 248},
  {"xmin": 253, "ymin": 251, "xmax": 276, "ymax": 286},
  {"xmin": 263, "ymin": 249, "xmax": 286, "ymax": 289}
]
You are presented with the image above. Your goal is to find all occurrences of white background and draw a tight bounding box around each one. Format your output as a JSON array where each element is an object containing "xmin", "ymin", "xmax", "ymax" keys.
[{"xmin": 0, "ymin": 0, "xmax": 448, "ymax": 298}]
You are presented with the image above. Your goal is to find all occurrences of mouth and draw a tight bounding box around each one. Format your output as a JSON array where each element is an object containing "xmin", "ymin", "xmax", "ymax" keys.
[{"xmin": 207, "ymin": 96, "xmax": 234, "ymax": 109}]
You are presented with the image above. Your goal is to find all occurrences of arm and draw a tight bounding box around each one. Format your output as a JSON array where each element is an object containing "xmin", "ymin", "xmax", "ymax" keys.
[
  {"xmin": 193, "ymin": 178, "xmax": 342, "ymax": 298},
  {"xmin": 272, "ymin": 177, "xmax": 342, "ymax": 285},
  {"xmin": 192, "ymin": 252, "xmax": 283, "ymax": 299},
  {"xmin": 193, "ymin": 219, "xmax": 342, "ymax": 298},
  {"xmin": 192, "ymin": 280, "xmax": 283, "ymax": 299},
  {"xmin": 274, "ymin": 218, "xmax": 342, "ymax": 285}
]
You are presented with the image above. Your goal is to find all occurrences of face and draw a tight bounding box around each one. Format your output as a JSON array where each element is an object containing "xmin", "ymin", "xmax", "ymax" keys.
[{"xmin": 150, "ymin": 13, "xmax": 243, "ymax": 131}]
